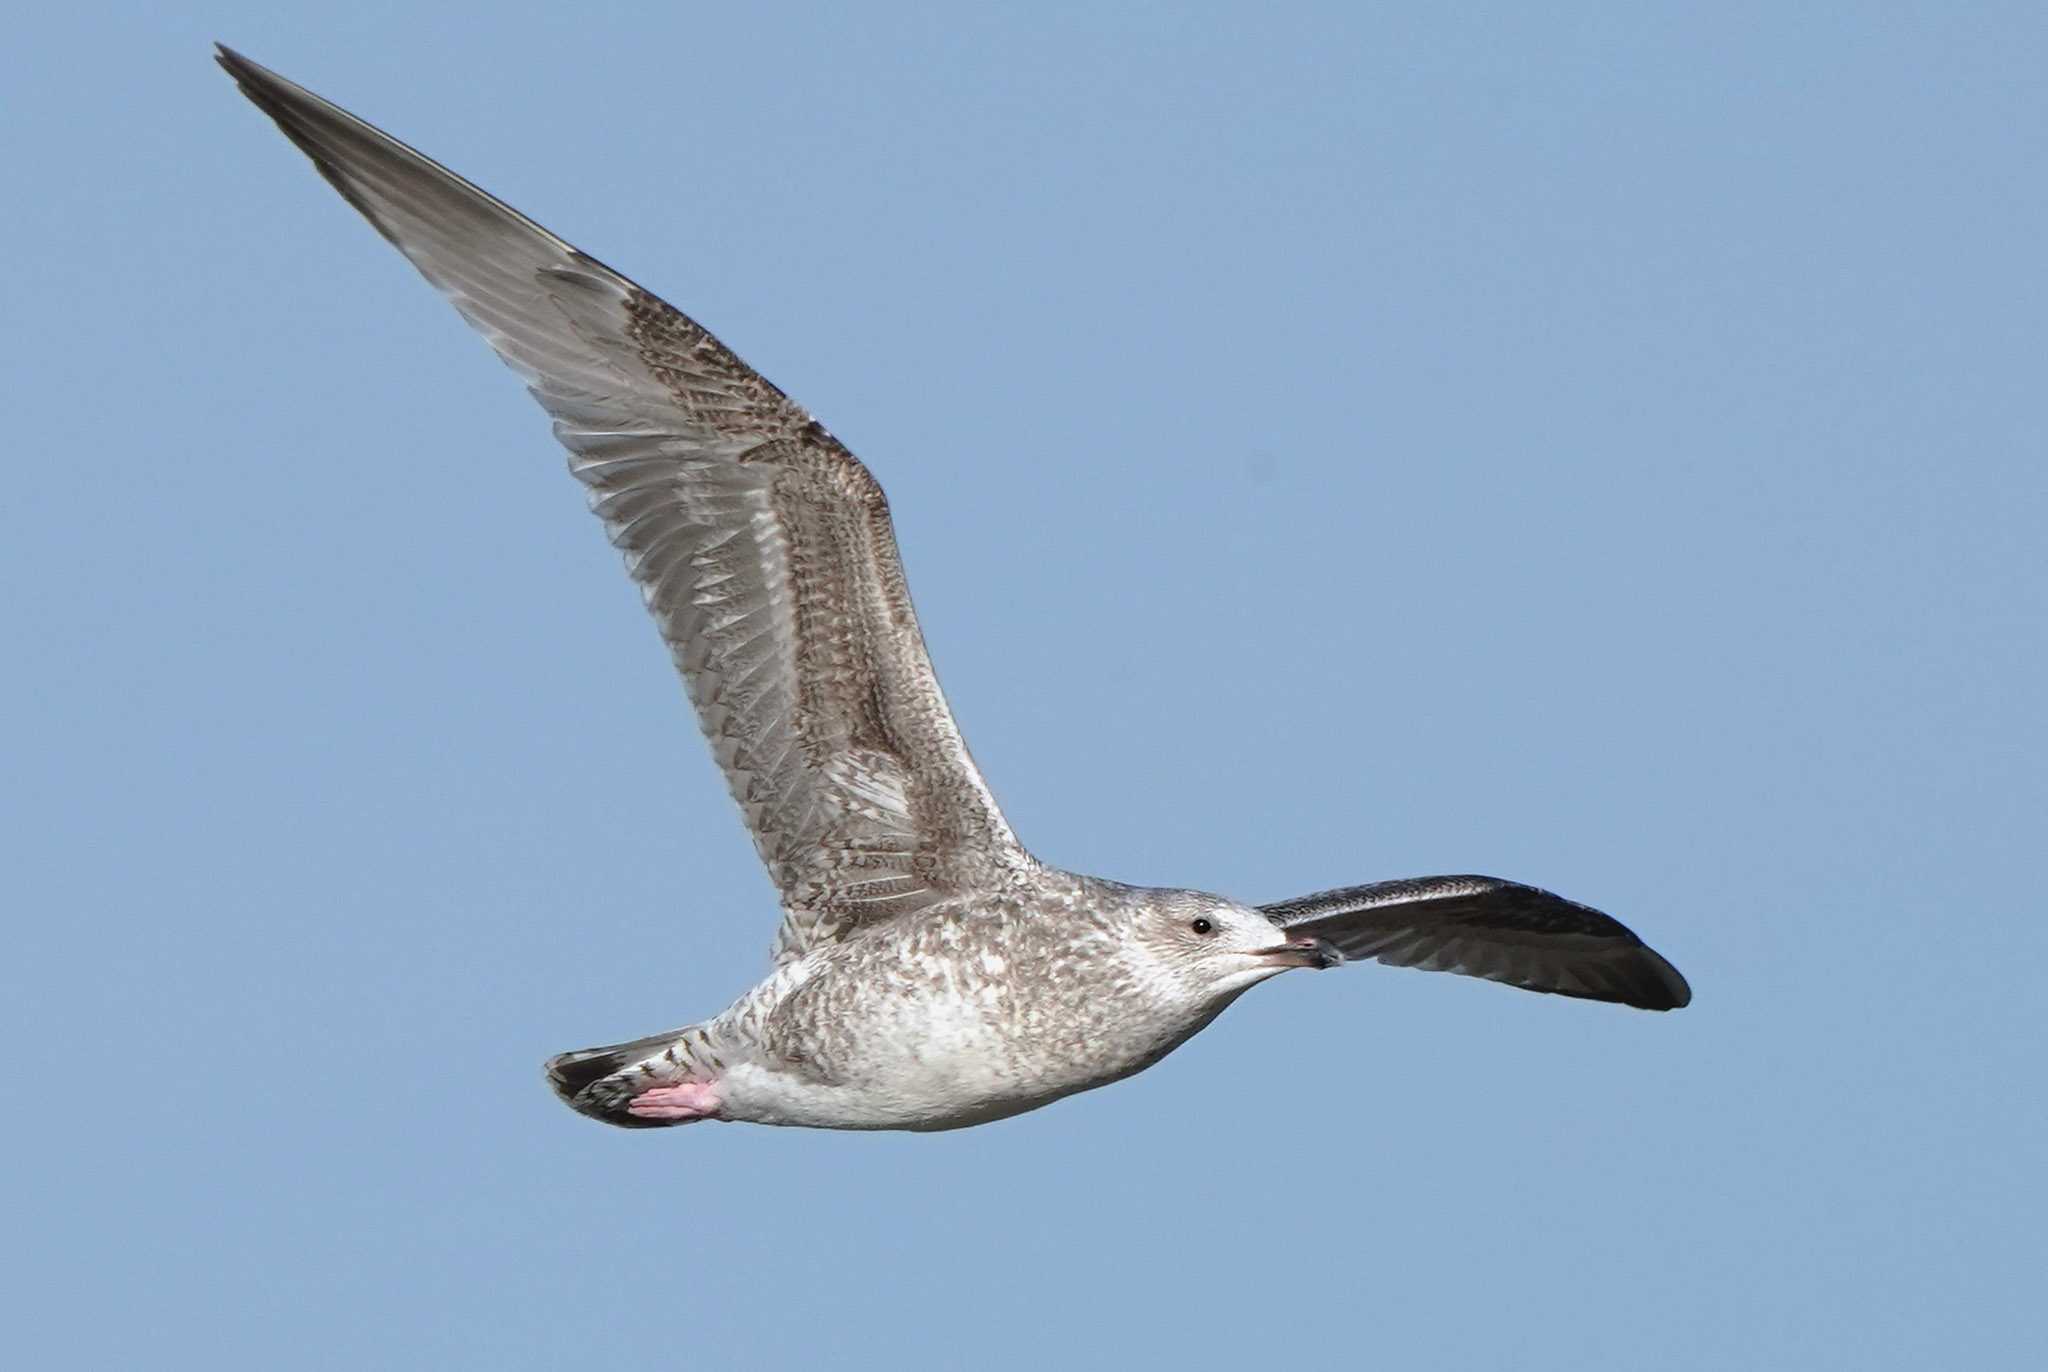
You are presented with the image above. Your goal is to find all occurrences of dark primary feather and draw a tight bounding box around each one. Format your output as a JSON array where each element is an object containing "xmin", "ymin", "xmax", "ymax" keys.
[{"xmin": 1263, "ymin": 875, "xmax": 1691, "ymax": 1011}]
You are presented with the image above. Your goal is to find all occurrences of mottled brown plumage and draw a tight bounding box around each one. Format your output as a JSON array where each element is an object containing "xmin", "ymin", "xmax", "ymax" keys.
[{"xmin": 218, "ymin": 46, "xmax": 1689, "ymax": 1135}]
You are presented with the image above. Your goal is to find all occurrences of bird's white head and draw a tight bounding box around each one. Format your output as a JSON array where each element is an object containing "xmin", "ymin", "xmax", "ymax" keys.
[{"xmin": 1128, "ymin": 890, "xmax": 1342, "ymax": 1009}]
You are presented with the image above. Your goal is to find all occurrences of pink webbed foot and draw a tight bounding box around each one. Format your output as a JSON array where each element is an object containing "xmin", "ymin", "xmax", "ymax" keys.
[{"xmin": 626, "ymin": 1080, "xmax": 724, "ymax": 1123}]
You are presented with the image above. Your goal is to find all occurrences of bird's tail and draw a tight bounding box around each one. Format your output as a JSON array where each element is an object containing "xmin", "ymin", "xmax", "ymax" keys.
[{"xmin": 543, "ymin": 1024, "xmax": 721, "ymax": 1129}]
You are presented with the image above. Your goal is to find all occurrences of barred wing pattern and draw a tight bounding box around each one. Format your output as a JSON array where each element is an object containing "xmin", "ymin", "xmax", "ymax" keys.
[
  {"xmin": 1263, "ymin": 876, "xmax": 1692, "ymax": 1010},
  {"xmin": 219, "ymin": 49, "xmax": 1031, "ymax": 960}
]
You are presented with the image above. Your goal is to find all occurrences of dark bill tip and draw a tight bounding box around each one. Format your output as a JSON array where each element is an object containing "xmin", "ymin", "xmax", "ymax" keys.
[{"xmin": 1263, "ymin": 935, "xmax": 1343, "ymax": 970}]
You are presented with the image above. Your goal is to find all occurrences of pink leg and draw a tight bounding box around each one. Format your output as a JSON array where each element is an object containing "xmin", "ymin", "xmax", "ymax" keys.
[{"xmin": 626, "ymin": 1080, "xmax": 724, "ymax": 1122}]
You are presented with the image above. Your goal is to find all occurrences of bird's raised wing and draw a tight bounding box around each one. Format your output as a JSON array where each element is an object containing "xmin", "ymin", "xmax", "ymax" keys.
[
  {"xmin": 1263, "ymin": 875, "xmax": 1691, "ymax": 1010},
  {"xmin": 219, "ymin": 47, "xmax": 1033, "ymax": 961}
]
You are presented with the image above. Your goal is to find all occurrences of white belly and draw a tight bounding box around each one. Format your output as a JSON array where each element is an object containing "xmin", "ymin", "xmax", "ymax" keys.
[{"xmin": 721, "ymin": 989, "xmax": 1110, "ymax": 1130}]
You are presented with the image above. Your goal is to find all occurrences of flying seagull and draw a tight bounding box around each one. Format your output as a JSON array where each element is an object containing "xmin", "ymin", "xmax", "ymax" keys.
[{"xmin": 217, "ymin": 46, "xmax": 1690, "ymax": 1133}]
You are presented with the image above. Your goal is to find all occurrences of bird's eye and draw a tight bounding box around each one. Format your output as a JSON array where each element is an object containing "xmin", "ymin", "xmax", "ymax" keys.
[{"xmin": 1190, "ymin": 918, "xmax": 1214, "ymax": 935}]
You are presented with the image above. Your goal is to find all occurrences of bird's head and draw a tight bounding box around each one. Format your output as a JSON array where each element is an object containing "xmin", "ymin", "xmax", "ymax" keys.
[{"xmin": 1128, "ymin": 890, "xmax": 1342, "ymax": 1006}]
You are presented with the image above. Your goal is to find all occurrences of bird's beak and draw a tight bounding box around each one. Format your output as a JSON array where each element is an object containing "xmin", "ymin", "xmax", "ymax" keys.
[{"xmin": 1260, "ymin": 934, "xmax": 1343, "ymax": 970}]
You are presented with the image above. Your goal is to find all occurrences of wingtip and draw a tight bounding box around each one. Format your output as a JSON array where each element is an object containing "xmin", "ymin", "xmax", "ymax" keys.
[
  {"xmin": 213, "ymin": 45, "xmax": 293, "ymax": 101},
  {"xmin": 213, "ymin": 44, "xmax": 274, "ymax": 102},
  {"xmin": 1634, "ymin": 949, "xmax": 1693, "ymax": 1011}
]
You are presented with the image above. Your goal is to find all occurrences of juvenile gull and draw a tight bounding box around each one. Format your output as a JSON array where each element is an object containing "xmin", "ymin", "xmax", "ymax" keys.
[{"xmin": 218, "ymin": 48, "xmax": 1692, "ymax": 1133}]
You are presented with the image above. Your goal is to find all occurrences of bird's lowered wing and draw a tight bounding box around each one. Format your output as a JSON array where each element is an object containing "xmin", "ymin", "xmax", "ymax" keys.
[
  {"xmin": 1263, "ymin": 875, "xmax": 1691, "ymax": 1010},
  {"xmin": 218, "ymin": 48, "xmax": 1033, "ymax": 961}
]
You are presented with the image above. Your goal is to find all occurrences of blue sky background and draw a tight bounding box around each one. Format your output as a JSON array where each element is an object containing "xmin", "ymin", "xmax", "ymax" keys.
[{"xmin": 8, "ymin": 3, "xmax": 2044, "ymax": 1367}]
